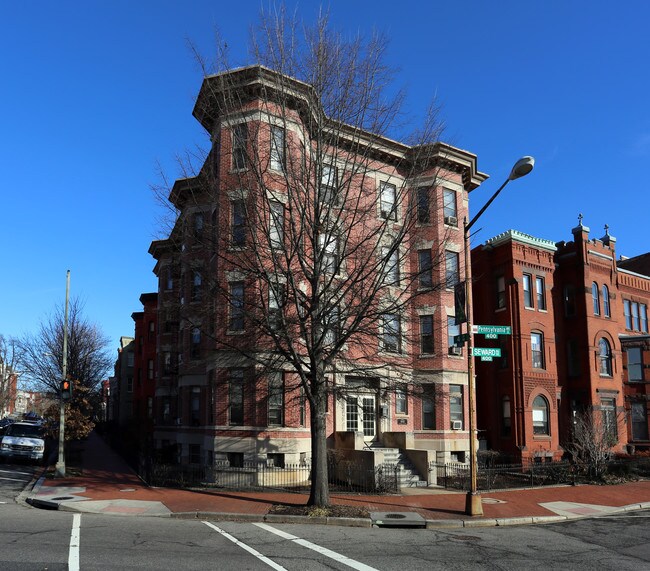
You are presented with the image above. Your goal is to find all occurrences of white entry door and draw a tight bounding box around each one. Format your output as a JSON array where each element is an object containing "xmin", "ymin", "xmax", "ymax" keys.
[{"xmin": 346, "ymin": 396, "xmax": 377, "ymax": 441}]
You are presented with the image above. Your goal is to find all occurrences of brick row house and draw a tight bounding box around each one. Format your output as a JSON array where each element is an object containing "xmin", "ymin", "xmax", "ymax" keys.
[
  {"xmin": 130, "ymin": 293, "xmax": 158, "ymax": 458},
  {"xmin": 146, "ymin": 65, "xmax": 488, "ymax": 473},
  {"xmin": 472, "ymin": 220, "xmax": 650, "ymax": 462}
]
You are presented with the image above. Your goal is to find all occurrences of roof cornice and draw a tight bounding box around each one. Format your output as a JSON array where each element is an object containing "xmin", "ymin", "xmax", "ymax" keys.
[{"xmin": 483, "ymin": 229, "xmax": 557, "ymax": 252}]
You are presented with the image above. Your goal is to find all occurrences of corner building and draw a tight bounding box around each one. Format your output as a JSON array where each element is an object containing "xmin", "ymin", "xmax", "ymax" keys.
[
  {"xmin": 149, "ymin": 66, "xmax": 488, "ymax": 473},
  {"xmin": 472, "ymin": 220, "xmax": 650, "ymax": 461}
]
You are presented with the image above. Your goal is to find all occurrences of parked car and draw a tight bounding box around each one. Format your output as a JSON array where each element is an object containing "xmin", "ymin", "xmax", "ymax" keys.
[
  {"xmin": 0, "ymin": 418, "xmax": 12, "ymax": 436},
  {"xmin": 0, "ymin": 421, "xmax": 46, "ymax": 464}
]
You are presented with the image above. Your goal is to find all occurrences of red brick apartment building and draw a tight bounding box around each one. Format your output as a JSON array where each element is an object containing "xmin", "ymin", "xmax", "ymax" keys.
[
  {"xmin": 147, "ymin": 65, "xmax": 488, "ymax": 473},
  {"xmin": 472, "ymin": 220, "xmax": 650, "ymax": 462},
  {"xmin": 131, "ymin": 293, "xmax": 158, "ymax": 453}
]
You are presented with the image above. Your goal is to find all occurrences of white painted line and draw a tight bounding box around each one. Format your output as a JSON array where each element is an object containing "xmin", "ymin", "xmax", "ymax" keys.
[
  {"xmin": 0, "ymin": 476, "xmax": 29, "ymax": 482},
  {"xmin": 203, "ymin": 522, "xmax": 287, "ymax": 570},
  {"xmin": 0, "ymin": 469, "xmax": 33, "ymax": 476},
  {"xmin": 69, "ymin": 513, "xmax": 80, "ymax": 571},
  {"xmin": 254, "ymin": 522, "xmax": 380, "ymax": 571}
]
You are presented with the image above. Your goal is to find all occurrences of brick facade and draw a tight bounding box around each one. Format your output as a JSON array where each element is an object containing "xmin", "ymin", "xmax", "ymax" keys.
[
  {"xmin": 472, "ymin": 222, "xmax": 650, "ymax": 461},
  {"xmin": 147, "ymin": 65, "xmax": 488, "ymax": 467}
]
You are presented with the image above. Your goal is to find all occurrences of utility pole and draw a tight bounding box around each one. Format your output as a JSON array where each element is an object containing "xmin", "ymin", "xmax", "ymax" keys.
[{"xmin": 55, "ymin": 270, "xmax": 70, "ymax": 478}]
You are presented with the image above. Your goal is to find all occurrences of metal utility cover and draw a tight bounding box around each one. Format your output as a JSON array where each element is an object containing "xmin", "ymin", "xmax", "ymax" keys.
[{"xmin": 370, "ymin": 512, "xmax": 426, "ymax": 528}]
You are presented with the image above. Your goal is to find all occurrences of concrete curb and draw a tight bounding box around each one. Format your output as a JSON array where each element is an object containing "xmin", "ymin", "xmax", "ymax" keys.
[
  {"xmin": 23, "ymin": 498, "xmax": 649, "ymax": 528},
  {"xmin": 22, "ymin": 485, "xmax": 650, "ymax": 529}
]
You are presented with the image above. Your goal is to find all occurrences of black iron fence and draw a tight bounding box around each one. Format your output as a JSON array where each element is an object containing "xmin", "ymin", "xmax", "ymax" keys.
[
  {"xmin": 430, "ymin": 461, "xmax": 574, "ymax": 491},
  {"xmin": 141, "ymin": 455, "xmax": 650, "ymax": 495},
  {"xmin": 143, "ymin": 460, "xmax": 400, "ymax": 495}
]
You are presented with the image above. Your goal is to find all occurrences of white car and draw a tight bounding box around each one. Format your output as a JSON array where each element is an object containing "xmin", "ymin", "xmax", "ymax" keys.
[{"xmin": 0, "ymin": 422, "xmax": 46, "ymax": 463}]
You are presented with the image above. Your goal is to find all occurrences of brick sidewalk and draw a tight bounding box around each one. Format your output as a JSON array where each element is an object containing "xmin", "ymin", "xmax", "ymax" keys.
[{"xmin": 31, "ymin": 432, "xmax": 650, "ymax": 523}]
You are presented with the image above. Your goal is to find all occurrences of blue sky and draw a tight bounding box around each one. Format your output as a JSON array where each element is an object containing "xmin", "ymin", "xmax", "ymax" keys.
[{"xmin": 2, "ymin": 1, "xmax": 649, "ymax": 355}]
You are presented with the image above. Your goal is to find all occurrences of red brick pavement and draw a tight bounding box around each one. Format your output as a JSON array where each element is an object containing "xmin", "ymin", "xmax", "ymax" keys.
[{"xmin": 39, "ymin": 432, "xmax": 650, "ymax": 520}]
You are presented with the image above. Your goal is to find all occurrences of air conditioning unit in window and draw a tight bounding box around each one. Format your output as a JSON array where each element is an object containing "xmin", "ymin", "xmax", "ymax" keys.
[
  {"xmin": 451, "ymin": 420, "xmax": 463, "ymax": 430},
  {"xmin": 444, "ymin": 216, "xmax": 458, "ymax": 227},
  {"xmin": 448, "ymin": 346, "xmax": 462, "ymax": 356}
]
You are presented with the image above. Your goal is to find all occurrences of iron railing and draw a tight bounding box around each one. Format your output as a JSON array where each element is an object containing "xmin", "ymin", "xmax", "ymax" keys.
[
  {"xmin": 430, "ymin": 461, "xmax": 574, "ymax": 491},
  {"xmin": 144, "ymin": 460, "xmax": 401, "ymax": 495}
]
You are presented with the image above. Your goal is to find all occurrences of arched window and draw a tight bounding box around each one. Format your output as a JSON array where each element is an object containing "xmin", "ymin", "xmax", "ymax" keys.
[
  {"xmin": 599, "ymin": 338, "xmax": 612, "ymax": 376},
  {"xmin": 592, "ymin": 282, "xmax": 600, "ymax": 315},
  {"xmin": 602, "ymin": 285, "xmax": 610, "ymax": 318},
  {"xmin": 532, "ymin": 395, "xmax": 550, "ymax": 435}
]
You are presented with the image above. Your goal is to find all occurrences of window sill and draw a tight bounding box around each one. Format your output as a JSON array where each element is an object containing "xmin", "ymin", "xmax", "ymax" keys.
[
  {"xmin": 495, "ymin": 307, "xmax": 507, "ymax": 313},
  {"xmin": 226, "ymin": 330, "xmax": 247, "ymax": 336},
  {"xmin": 379, "ymin": 350, "xmax": 404, "ymax": 357}
]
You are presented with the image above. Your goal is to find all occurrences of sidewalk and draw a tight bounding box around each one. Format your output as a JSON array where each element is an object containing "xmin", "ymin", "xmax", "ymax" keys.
[{"xmin": 25, "ymin": 432, "xmax": 650, "ymax": 528}]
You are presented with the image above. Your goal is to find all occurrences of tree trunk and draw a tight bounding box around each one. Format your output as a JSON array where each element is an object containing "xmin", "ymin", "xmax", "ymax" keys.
[{"xmin": 308, "ymin": 395, "xmax": 330, "ymax": 507}]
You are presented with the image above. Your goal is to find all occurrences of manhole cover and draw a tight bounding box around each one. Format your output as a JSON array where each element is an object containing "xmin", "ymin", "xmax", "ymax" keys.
[{"xmin": 369, "ymin": 512, "xmax": 426, "ymax": 528}]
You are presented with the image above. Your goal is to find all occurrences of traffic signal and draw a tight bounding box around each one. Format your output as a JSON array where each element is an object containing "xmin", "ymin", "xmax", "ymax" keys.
[{"xmin": 61, "ymin": 378, "xmax": 73, "ymax": 401}]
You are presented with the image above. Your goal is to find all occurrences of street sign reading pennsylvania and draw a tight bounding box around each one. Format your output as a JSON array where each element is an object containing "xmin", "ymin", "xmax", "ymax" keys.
[{"xmin": 472, "ymin": 325, "xmax": 512, "ymax": 336}]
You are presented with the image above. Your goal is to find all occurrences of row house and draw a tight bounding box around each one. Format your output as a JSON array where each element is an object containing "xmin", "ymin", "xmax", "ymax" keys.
[
  {"xmin": 472, "ymin": 219, "xmax": 650, "ymax": 462},
  {"xmin": 131, "ymin": 293, "xmax": 158, "ymax": 454},
  {"xmin": 109, "ymin": 336, "xmax": 135, "ymax": 429},
  {"xmin": 148, "ymin": 65, "xmax": 488, "ymax": 472}
]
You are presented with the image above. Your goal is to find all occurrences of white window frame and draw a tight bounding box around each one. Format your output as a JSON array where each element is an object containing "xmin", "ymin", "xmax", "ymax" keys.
[
  {"xmin": 270, "ymin": 125, "xmax": 285, "ymax": 171},
  {"xmin": 379, "ymin": 181, "xmax": 397, "ymax": 220}
]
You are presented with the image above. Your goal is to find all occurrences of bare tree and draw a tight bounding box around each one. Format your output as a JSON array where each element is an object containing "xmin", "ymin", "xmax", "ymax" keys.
[
  {"xmin": 155, "ymin": 7, "xmax": 480, "ymax": 507},
  {"xmin": 564, "ymin": 408, "xmax": 621, "ymax": 481},
  {"xmin": 17, "ymin": 298, "xmax": 112, "ymax": 397},
  {"xmin": 0, "ymin": 335, "xmax": 22, "ymax": 417}
]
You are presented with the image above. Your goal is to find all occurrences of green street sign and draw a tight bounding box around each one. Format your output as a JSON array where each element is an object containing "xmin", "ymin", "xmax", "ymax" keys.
[
  {"xmin": 472, "ymin": 325, "xmax": 511, "ymax": 336},
  {"xmin": 472, "ymin": 347, "xmax": 502, "ymax": 358},
  {"xmin": 485, "ymin": 333, "xmax": 498, "ymax": 339},
  {"xmin": 481, "ymin": 356, "xmax": 493, "ymax": 362}
]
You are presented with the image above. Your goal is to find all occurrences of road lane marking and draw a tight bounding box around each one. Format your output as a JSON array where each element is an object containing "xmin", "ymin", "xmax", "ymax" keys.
[
  {"xmin": 0, "ymin": 469, "xmax": 33, "ymax": 476},
  {"xmin": 0, "ymin": 476, "xmax": 29, "ymax": 482},
  {"xmin": 69, "ymin": 513, "xmax": 80, "ymax": 571},
  {"xmin": 203, "ymin": 522, "xmax": 287, "ymax": 570},
  {"xmin": 254, "ymin": 522, "xmax": 380, "ymax": 571}
]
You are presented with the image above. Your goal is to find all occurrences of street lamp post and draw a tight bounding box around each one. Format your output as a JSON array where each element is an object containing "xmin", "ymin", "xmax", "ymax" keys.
[
  {"xmin": 464, "ymin": 156, "xmax": 534, "ymax": 516},
  {"xmin": 55, "ymin": 270, "xmax": 70, "ymax": 478}
]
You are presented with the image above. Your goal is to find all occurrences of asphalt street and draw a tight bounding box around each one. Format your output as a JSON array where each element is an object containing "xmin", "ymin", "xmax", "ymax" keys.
[
  {"xmin": 1, "ymin": 462, "xmax": 650, "ymax": 570},
  {"xmin": 0, "ymin": 505, "xmax": 648, "ymax": 570}
]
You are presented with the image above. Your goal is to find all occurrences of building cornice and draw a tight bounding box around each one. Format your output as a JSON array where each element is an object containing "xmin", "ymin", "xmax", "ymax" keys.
[
  {"xmin": 483, "ymin": 229, "xmax": 557, "ymax": 252},
  {"xmin": 192, "ymin": 65, "xmax": 488, "ymax": 191}
]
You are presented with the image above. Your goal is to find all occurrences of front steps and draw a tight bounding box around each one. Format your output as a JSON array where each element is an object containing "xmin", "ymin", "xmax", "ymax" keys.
[{"xmin": 369, "ymin": 445, "xmax": 428, "ymax": 488}]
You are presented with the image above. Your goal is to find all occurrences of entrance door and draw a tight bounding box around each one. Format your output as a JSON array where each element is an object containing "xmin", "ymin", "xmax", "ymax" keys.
[{"xmin": 346, "ymin": 396, "xmax": 377, "ymax": 441}]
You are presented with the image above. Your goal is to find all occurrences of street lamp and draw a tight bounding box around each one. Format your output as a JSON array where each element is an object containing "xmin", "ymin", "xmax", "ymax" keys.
[
  {"xmin": 464, "ymin": 156, "xmax": 534, "ymax": 516},
  {"xmin": 55, "ymin": 270, "xmax": 71, "ymax": 478}
]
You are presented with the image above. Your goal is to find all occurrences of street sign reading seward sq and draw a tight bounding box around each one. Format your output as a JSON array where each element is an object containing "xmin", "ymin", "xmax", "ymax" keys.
[{"xmin": 472, "ymin": 347, "xmax": 502, "ymax": 358}]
